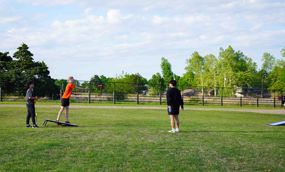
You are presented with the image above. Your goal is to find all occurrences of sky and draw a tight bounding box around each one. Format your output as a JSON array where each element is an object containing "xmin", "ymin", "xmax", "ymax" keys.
[{"xmin": 0, "ymin": 0, "xmax": 284, "ymax": 80}]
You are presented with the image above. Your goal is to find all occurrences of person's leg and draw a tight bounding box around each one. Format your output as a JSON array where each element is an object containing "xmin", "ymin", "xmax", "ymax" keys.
[
  {"xmin": 56, "ymin": 106, "xmax": 65, "ymax": 121},
  {"xmin": 26, "ymin": 105, "xmax": 31, "ymax": 127},
  {"xmin": 65, "ymin": 106, "xmax": 69, "ymax": 122},
  {"xmin": 169, "ymin": 115, "xmax": 175, "ymax": 132},
  {"xmin": 174, "ymin": 115, "xmax": 180, "ymax": 132},
  {"xmin": 31, "ymin": 104, "xmax": 37, "ymax": 126}
]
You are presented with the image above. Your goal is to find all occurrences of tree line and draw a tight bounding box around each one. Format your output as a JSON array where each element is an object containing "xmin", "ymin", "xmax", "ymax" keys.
[
  {"xmin": 1, "ymin": 43, "xmax": 285, "ymax": 98},
  {"xmin": 0, "ymin": 44, "xmax": 59, "ymax": 98}
]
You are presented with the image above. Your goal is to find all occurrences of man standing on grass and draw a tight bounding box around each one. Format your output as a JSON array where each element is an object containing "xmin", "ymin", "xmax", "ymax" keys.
[
  {"xmin": 56, "ymin": 76, "xmax": 75, "ymax": 123},
  {"xmin": 25, "ymin": 81, "xmax": 38, "ymax": 128},
  {"xmin": 166, "ymin": 80, "xmax": 184, "ymax": 133}
]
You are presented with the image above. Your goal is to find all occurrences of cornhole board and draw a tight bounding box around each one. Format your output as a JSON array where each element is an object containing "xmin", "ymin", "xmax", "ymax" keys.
[
  {"xmin": 269, "ymin": 121, "xmax": 285, "ymax": 126},
  {"xmin": 42, "ymin": 119, "xmax": 78, "ymax": 127}
]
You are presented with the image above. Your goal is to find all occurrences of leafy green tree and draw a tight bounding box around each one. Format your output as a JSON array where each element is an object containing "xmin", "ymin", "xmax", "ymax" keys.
[
  {"xmin": 81, "ymin": 81, "xmax": 89, "ymax": 89},
  {"xmin": 218, "ymin": 46, "xmax": 238, "ymax": 89},
  {"xmin": 90, "ymin": 75, "xmax": 103, "ymax": 92},
  {"xmin": 11, "ymin": 45, "xmax": 33, "ymax": 94},
  {"xmin": 148, "ymin": 73, "xmax": 164, "ymax": 95},
  {"xmin": 109, "ymin": 73, "xmax": 147, "ymax": 94},
  {"xmin": 6, "ymin": 43, "xmax": 58, "ymax": 97},
  {"xmin": 257, "ymin": 52, "xmax": 276, "ymax": 95},
  {"xmin": 268, "ymin": 57, "xmax": 285, "ymax": 93},
  {"xmin": 0, "ymin": 52, "xmax": 14, "ymax": 94},
  {"xmin": 235, "ymin": 52, "xmax": 258, "ymax": 88},
  {"xmin": 262, "ymin": 52, "xmax": 275, "ymax": 73},
  {"xmin": 185, "ymin": 51, "xmax": 206, "ymax": 94},
  {"xmin": 281, "ymin": 48, "xmax": 285, "ymax": 58},
  {"xmin": 178, "ymin": 71, "xmax": 195, "ymax": 90},
  {"xmin": 80, "ymin": 75, "xmax": 111, "ymax": 93},
  {"xmin": 204, "ymin": 54, "xmax": 218, "ymax": 95},
  {"xmin": 123, "ymin": 73, "xmax": 147, "ymax": 93},
  {"xmin": 161, "ymin": 57, "xmax": 174, "ymax": 84},
  {"xmin": 268, "ymin": 66, "xmax": 285, "ymax": 93},
  {"xmin": 55, "ymin": 79, "xmax": 68, "ymax": 91},
  {"xmin": 173, "ymin": 74, "xmax": 181, "ymax": 87}
]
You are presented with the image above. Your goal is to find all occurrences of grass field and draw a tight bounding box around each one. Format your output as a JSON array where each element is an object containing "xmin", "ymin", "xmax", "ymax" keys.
[{"xmin": 0, "ymin": 104, "xmax": 284, "ymax": 172}]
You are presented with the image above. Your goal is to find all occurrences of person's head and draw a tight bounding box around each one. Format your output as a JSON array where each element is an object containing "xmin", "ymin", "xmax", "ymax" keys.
[
  {"xmin": 27, "ymin": 81, "xmax": 34, "ymax": 89},
  {"xmin": 168, "ymin": 80, "xmax": 177, "ymax": 88},
  {"xmin": 68, "ymin": 76, "xmax": 74, "ymax": 83}
]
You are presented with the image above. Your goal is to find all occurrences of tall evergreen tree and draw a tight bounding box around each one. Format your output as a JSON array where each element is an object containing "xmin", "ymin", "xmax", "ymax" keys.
[
  {"xmin": 10, "ymin": 43, "xmax": 57, "ymax": 97},
  {"xmin": 0, "ymin": 52, "xmax": 14, "ymax": 94}
]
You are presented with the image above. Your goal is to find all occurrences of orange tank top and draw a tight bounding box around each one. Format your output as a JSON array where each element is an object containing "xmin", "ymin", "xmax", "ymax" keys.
[{"xmin": 62, "ymin": 83, "xmax": 75, "ymax": 99}]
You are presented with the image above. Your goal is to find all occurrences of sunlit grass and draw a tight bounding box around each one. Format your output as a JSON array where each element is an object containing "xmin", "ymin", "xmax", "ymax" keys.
[{"xmin": 0, "ymin": 105, "xmax": 284, "ymax": 171}]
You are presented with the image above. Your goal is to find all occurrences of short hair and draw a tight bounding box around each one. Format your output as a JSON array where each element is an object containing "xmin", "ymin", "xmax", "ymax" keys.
[
  {"xmin": 68, "ymin": 76, "xmax": 74, "ymax": 80},
  {"xmin": 27, "ymin": 81, "xmax": 34, "ymax": 87},
  {"xmin": 169, "ymin": 80, "xmax": 177, "ymax": 86}
]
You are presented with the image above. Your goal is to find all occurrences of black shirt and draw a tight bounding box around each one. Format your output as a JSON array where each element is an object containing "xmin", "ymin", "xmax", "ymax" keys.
[{"xmin": 166, "ymin": 87, "xmax": 184, "ymax": 108}]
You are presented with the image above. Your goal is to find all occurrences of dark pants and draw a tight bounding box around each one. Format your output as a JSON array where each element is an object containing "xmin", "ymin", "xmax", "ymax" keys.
[{"xmin": 26, "ymin": 104, "xmax": 36, "ymax": 125}]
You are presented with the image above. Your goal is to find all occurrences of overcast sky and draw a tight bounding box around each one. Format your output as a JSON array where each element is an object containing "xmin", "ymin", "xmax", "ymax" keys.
[{"xmin": 0, "ymin": 0, "xmax": 284, "ymax": 80}]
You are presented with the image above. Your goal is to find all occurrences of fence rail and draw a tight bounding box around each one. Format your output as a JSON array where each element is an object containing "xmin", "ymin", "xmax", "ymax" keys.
[
  {"xmin": 69, "ymin": 94, "xmax": 282, "ymax": 107},
  {"xmin": 0, "ymin": 83, "xmax": 284, "ymax": 108},
  {"xmin": 1, "ymin": 94, "xmax": 283, "ymax": 107}
]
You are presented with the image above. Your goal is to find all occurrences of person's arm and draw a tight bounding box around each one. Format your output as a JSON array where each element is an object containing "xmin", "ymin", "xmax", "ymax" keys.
[
  {"xmin": 180, "ymin": 91, "xmax": 184, "ymax": 109},
  {"xmin": 166, "ymin": 89, "xmax": 172, "ymax": 106},
  {"xmin": 27, "ymin": 90, "xmax": 35, "ymax": 100},
  {"xmin": 71, "ymin": 84, "xmax": 77, "ymax": 95},
  {"xmin": 180, "ymin": 97, "xmax": 184, "ymax": 109}
]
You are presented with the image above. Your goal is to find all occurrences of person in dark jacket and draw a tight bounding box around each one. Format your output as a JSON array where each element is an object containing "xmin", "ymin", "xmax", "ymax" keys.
[
  {"xmin": 166, "ymin": 80, "xmax": 184, "ymax": 133},
  {"xmin": 25, "ymin": 81, "xmax": 38, "ymax": 128}
]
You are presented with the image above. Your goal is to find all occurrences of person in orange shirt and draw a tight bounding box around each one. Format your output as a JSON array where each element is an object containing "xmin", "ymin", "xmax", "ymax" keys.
[{"xmin": 56, "ymin": 76, "xmax": 75, "ymax": 123}]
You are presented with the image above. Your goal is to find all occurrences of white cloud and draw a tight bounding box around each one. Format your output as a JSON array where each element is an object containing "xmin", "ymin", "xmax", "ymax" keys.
[
  {"xmin": 0, "ymin": 16, "xmax": 21, "ymax": 24},
  {"xmin": 152, "ymin": 16, "xmax": 164, "ymax": 25},
  {"xmin": 106, "ymin": 9, "xmax": 122, "ymax": 24},
  {"xmin": 1, "ymin": 0, "xmax": 284, "ymax": 79},
  {"xmin": 235, "ymin": 30, "xmax": 285, "ymax": 47},
  {"xmin": 18, "ymin": 0, "xmax": 75, "ymax": 6},
  {"xmin": 151, "ymin": 14, "xmax": 207, "ymax": 25}
]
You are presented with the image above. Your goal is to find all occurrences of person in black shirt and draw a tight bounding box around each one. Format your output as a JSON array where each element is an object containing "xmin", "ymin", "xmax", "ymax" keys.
[
  {"xmin": 25, "ymin": 81, "xmax": 38, "ymax": 128},
  {"xmin": 166, "ymin": 80, "xmax": 184, "ymax": 133}
]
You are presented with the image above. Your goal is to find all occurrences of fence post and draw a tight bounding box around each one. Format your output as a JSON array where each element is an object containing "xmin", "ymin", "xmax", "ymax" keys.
[
  {"xmin": 202, "ymin": 88, "xmax": 205, "ymax": 106},
  {"xmin": 0, "ymin": 87, "xmax": 2, "ymax": 102},
  {"xmin": 280, "ymin": 92, "xmax": 284, "ymax": 107},
  {"xmin": 240, "ymin": 97, "xmax": 242, "ymax": 107},
  {"xmin": 256, "ymin": 97, "xmax": 259, "ymax": 107},
  {"xmin": 159, "ymin": 80, "xmax": 163, "ymax": 105},
  {"xmin": 273, "ymin": 91, "xmax": 276, "ymax": 108},
  {"xmin": 159, "ymin": 92, "xmax": 162, "ymax": 105},
  {"xmin": 137, "ymin": 92, "xmax": 139, "ymax": 105},
  {"xmin": 136, "ymin": 82, "xmax": 139, "ymax": 104},
  {"xmin": 221, "ymin": 87, "xmax": 224, "ymax": 106},
  {"xmin": 112, "ymin": 83, "xmax": 115, "ymax": 104},
  {"xmin": 88, "ymin": 89, "xmax": 91, "ymax": 104}
]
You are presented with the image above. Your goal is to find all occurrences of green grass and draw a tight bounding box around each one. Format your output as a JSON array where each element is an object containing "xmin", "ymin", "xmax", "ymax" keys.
[{"xmin": 0, "ymin": 105, "xmax": 284, "ymax": 171}]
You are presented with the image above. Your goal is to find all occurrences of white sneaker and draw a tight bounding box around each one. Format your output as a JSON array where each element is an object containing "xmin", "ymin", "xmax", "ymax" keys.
[
  {"xmin": 175, "ymin": 128, "xmax": 180, "ymax": 132},
  {"xmin": 168, "ymin": 130, "xmax": 176, "ymax": 133}
]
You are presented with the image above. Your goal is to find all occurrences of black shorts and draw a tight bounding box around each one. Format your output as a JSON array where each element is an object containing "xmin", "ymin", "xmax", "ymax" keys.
[
  {"xmin": 167, "ymin": 105, "xmax": 180, "ymax": 115},
  {"xmin": 61, "ymin": 98, "xmax": 70, "ymax": 107}
]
